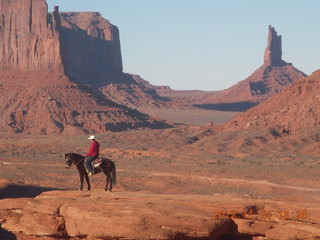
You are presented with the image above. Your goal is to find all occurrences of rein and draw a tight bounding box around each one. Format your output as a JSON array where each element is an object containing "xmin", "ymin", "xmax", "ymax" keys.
[
  {"xmin": 74, "ymin": 157, "xmax": 85, "ymax": 166},
  {"xmin": 66, "ymin": 154, "xmax": 85, "ymax": 167}
]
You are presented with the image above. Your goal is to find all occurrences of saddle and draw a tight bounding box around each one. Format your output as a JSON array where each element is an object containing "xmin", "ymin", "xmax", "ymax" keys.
[{"xmin": 91, "ymin": 158, "xmax": 103, "ymax": 169}]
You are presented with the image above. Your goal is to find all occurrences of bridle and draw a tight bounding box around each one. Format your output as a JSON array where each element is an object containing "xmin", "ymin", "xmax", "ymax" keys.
[
  {"xmin": 65, "ymin": 155, "xmax": 73, "ymax": 169},
  {"xmin": 65, "ymin": 154, "xmax": 85, "ymax": 168}
]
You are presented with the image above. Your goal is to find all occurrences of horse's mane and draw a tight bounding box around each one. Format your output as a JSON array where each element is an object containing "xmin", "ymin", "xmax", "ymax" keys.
[{"xmin": 68, "ymin": 153, "xmax": 84, "ymax": 158}]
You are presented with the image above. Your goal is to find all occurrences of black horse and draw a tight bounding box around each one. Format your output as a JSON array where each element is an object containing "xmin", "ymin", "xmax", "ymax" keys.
[{"xmin": 65, "ymin": 153, "xmax": 116, "ymax": 191}]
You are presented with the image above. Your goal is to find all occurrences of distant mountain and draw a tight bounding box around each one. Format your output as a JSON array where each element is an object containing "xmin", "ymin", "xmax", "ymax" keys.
[{"xmin": 195, "ymin": 25, "xmax": 307, "ymax": 111}]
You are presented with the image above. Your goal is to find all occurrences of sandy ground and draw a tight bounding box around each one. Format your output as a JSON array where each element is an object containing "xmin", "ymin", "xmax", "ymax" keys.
[{"xmin": 1, "ymin": 128, "xmax": 319, "ymax": 201}]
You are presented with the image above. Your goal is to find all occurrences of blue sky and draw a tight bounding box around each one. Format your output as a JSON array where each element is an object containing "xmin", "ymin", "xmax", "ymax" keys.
[{"xmin": 46, "ymin": 0, "xmax": 320, "ymax": 91}]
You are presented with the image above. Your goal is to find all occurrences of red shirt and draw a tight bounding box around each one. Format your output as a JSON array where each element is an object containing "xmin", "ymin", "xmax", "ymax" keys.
[{"xmin": 85, "ymin": 141, "xmax": 100, "ymax": 157}]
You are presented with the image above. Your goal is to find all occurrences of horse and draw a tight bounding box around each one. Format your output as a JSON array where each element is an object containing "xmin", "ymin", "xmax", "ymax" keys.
[{"xmin": 64, "ymin": 153, "xmax": 116, "ymax": 191}]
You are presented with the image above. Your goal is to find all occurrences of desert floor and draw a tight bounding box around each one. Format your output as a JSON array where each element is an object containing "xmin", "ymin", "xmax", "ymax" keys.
[{"xmin": 1, "ymin": 126, "xmax": 320, "ymax": 239}]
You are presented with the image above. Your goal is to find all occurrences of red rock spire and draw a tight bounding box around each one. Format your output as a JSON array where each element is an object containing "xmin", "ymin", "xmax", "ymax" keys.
[
  {"xmin": 264, "ymin": 25, "xmax": 286, "ymax": 66},
  {"xmin": 53, "ymin": 6, "xmax": 62, "ymax": 31}
]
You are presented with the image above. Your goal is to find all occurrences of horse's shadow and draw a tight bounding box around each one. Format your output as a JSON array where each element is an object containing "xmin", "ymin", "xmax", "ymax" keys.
[
  {"xmin": 0, "ymin": 184, "xmax": 59, "ymax": 199},
  {"xmin": 0, "ymin": 223, "xmax": 16, "ymax": 240}
]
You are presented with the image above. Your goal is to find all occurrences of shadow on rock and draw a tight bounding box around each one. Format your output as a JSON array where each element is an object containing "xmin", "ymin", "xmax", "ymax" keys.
[
  {"xmin": 194, "ymin": 102, "xmax": 258, "ymax": 112},
  {"xmin": 0, "ymin": 184, "xmax": 59, "ymax": 199},
  {"xmin": 0, "ymin": 223, "xmax": 16, "ymax": 240},
  {"xmin": 169, "ymin": 232, "xmax": 253, "ymax": 240}
]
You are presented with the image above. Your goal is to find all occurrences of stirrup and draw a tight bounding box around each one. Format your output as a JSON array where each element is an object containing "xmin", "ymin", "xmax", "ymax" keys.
[{"xmin": 86, "ymin": 168, "xmax": 92, "ymax": 175}]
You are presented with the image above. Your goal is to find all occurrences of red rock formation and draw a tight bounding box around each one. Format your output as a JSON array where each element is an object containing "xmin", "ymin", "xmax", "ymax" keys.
[
  {"xmin": 196, "ymin": 25, "xmax": 306, "ymax": 111},
  {"xmin": 219, "ymin": 69, "xmax": 320, "ymax": 134},
  {"xmin": 264, "ymin": 25, "xmax": 286, "ymax": 66},
  {"xmin": 57, "ymin": 13, "xmax": 172, "ymax": 108},
  {"xmin": 0, "ymin": 1, "xmax": 123, "ymax": 85},
  {"xmin": 0, "ymin": 0, "xmax": 171, "ymax": 135},
  {"xmin": 0, "ymin": 0, "xmax": 63, "ymax": 71},
  {"xmin": 1, "ymin": 190, "xmax": 320, "ymax": 239}
]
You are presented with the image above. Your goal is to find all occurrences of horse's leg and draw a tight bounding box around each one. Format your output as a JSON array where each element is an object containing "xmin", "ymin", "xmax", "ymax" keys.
[
  {"xmin": 79, "ymin": 174, "xmax": 84, "ymax": 191},
  {"xmin": 106, "ymin": 172, "xmax": 112, "ymax": 192},
  {"xmin": 104, "ymin": 172, "xmax": 110, "ymax": 191},
  {"xmin": 102, "ymin": 166, "xmax": 112, "ymax": 192},
  {"xmin": 85, "ymin": 174, "xmax": 91, "ymax": 191}
]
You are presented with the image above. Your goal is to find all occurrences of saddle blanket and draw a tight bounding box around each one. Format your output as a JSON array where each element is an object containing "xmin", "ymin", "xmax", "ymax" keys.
[{"xmin": 92, "ymin": 158, "xmax": 103, "ymax": 168}]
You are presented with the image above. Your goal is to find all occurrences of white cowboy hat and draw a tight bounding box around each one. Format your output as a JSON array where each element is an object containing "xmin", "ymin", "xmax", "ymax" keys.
[{"xmin": 88, "ymin": 135, "xmax": 95, "ymax": 140}]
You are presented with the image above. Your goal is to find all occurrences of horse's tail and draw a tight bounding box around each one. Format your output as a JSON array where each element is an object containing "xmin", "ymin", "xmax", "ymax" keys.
[{"xmin": 111, "ymin": 161, "xmax": 117, "ymax": 186}]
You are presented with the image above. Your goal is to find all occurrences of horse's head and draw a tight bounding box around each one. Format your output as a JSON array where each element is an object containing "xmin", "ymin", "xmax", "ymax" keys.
[{"xmin": 65, "ymin": 153, "xmax": 73, "ymax": 169}]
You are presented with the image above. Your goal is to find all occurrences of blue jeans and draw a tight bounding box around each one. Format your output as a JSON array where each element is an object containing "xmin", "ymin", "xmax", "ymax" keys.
[{"xmin": 85, "ymin": 156, "xmax": 98, "ymax": 173}]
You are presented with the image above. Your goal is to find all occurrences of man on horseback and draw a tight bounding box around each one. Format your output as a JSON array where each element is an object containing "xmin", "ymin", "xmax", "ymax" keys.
[{"xmin": 84, "ymin": 135, "xmax": 100, "ymax": 176}]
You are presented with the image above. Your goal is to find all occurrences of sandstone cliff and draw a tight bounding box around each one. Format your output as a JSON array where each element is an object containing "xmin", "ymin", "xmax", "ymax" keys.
[
  {"xmin": 0, "ymin": 0, "xmax": 124, "ymax": 85},
  {"xmin": 196, "ymin": 25, "xmax": 306, "ymax": 111},
  {"xmin": 0, "ymin": 0, "xmax": 63, "ymax": 72},
  {"xmin": 59, "ymin": 12, "xmax": 125, "ymax": 88}
]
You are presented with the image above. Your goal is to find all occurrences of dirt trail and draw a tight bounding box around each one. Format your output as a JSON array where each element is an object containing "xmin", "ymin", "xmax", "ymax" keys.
[{"xmin": 119, "ymin": 169, "xmax": 320, "ymax": 193}]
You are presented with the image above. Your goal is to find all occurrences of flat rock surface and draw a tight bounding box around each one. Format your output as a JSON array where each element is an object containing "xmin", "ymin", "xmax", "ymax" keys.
[{"xmin": 1, "ymin": 183, "xmax": 320, "ymax": 240}]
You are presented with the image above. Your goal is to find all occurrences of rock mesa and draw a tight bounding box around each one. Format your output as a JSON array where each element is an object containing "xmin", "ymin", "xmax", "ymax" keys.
[{"xmin": 0, "ymin": 0, "xmax": 171, "ymax": 135}]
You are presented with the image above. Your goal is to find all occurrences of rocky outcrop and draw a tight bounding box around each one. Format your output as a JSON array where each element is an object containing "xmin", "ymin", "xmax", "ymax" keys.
[
  {"xmin": 195, "ymin": 25, "xmax": 306, "ymax": 111},
  {"xmin": 0, "ymin": 0, "xmax": 63, "ymax": 71},
  {"xmin": 1, "ymin": 189, "xmax": 320, "ymax": 240}
]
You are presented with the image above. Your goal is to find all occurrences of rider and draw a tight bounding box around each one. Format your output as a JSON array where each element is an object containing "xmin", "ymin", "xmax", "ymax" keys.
[{"xmin": 84, "ymin": 135, "xmax": 100, "ymax": 176}]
